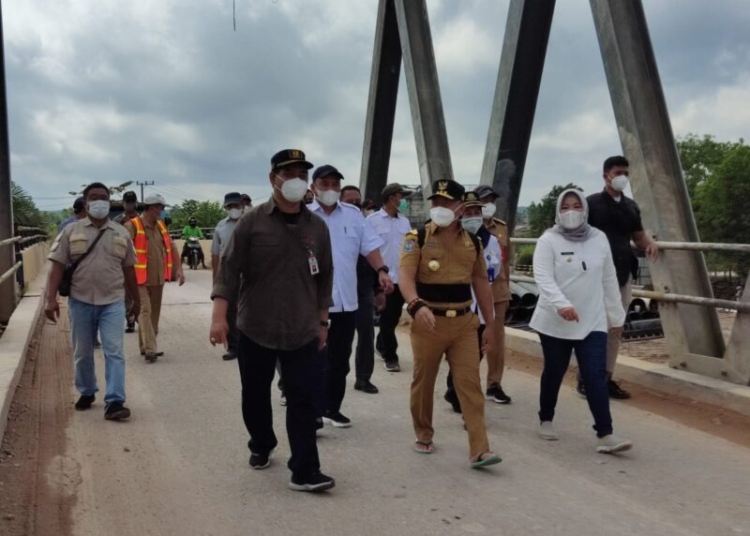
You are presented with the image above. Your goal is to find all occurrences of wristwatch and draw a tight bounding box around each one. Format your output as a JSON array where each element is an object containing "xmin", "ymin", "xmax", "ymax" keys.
[
  {"xmin": 320, "ymin": 320, "xmax": 331, "ymax": 329},
  {"xmin": 376, "ymin": 266, "xmax": 390, "ymax": 274}
]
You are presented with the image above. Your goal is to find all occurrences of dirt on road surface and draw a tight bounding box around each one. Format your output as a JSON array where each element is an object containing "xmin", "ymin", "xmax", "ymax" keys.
[{"xmin": 0, "ymin": 305, "xmax": 75, "ymax": 536}]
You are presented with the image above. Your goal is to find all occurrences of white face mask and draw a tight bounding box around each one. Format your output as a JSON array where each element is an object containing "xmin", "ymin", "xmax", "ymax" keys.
[
  {"xmin": 88, "ymin": 200, "xmax": 110, "ymax": 220},
  {"xmin": 481, "ymin": 203, "xmax": 496, "ymax": 219},
  {"xmin": 611, "ymin": 175, "xmax": 629, "ymax": 192},
  {"xmin": 461, "ymin": 217, "xmax": 483, "ymax": 234},
  {"xmin": 276, "ymin": 176, "xmax": 308, "ymax": 203},
  {"xmin": 430, "ymin": 206, "xmax": 456, "ymax": 228},
  {"xmin": 228, "ymin": 208, "xmax": 242, "ymax": 220},
  {"xmin": 559, "ymin": 210, "xmax": 585, "ymax": 230},
  {"xmin": 317, "ymin": 189, "xmax": 340, "ymax": 207}
]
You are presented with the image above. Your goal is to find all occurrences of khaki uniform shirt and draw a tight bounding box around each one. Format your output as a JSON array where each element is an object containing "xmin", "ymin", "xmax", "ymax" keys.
[
  {"xmin": 211, "ymin": 198, "xmax": 334, "ymax": 351},
  {"xmin": 48, "ymin": 218, "xmax": 136, "ymax": 305},
  {"xmin": 124, "ymin": 217, "xmax": 167, "ymax": 286},
  {"xmin": 485, "ymin": 218, "xmax": 511, "ymax": 303},
  {"xmin": 113, "ymin": 211, "xmax": 138, "ymax": 225},
  {"xmin": 399, "ymin": 222, "xmax": 487, "ymax": 309}
]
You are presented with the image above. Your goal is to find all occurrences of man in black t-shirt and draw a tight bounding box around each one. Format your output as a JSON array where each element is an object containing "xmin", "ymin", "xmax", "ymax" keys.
[{"xmin": 586, "ymin": 156, "xmax": 659, "ymax": 400}]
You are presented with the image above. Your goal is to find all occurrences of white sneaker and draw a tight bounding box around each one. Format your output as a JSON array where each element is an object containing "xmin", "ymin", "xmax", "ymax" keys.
[
  {"xmin": 596, "ymin": 434, "xmax": 633, "ymax": 454},
  {"xmin": 538, "ymin": 421, "xmax": 559, "ymax": 441}
]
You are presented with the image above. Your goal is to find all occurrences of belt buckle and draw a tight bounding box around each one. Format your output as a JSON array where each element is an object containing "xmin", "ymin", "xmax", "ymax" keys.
[{"xmin": 446, "ymin": 309, "xmax": 457, "ymax": 318}]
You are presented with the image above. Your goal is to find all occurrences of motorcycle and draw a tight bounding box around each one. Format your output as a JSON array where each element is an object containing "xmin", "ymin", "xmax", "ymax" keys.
[{"xmin": 186, "ymin": 237, "xmax": 202, "ymax": 270}]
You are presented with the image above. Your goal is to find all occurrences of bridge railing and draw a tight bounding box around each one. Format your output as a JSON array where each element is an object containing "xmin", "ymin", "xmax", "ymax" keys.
[{"xmin": 0, "ymin": 227, "xmax": 51, "ymax": 320}]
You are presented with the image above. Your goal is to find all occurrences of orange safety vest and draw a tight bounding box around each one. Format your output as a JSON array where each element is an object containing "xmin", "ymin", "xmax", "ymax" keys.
[{"xmin": 132, "ymin": 217, "xmax": 173, "ymax": 285}]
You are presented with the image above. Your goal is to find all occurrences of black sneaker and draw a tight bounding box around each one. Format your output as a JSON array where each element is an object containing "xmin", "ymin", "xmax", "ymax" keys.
[
  {"xmin": 491, "ymin": 386, "xmax": 512, "ymax": 405},
  {"xmin": 576, "ymin": 379, "xmax": 587, "ymax": 399},
  {"xmin": 289, "ymin": 471, "xmax": 336, "ymax": 492},
  {"xmin": 384, "ymin": 360, "xmax": 401, "ymax": 372},
  {"xmin": 222, "ymin": 351, "xmax": 237, "ymax": 361},
  {"xmin": 249, "ymin": 451, "xmax": 271, "ymax": 470},
  {"xmin": 125, "ymin": 322, "xmax": 135, "ymax": 333},
  {"xmin": 608, "ymin": 379, "xmax": 631, "ymax": 400},
  {"xmin": 104, "ymin": 402, "xmax": 131, "ymax": 421},
  {"xmin": 443, "ymin": 389, "xmax": 462, "ymax": 414},
  {"xmin": 354, "ymin": 379, "xmax": 379, "ymax": 394},
  {"xmin": 323, "ymin": 411, "xmax": 352, "ymax": 428},
  {"xmin": 75, "ymin": 394, "xmax": 95, "ymax": 411}
]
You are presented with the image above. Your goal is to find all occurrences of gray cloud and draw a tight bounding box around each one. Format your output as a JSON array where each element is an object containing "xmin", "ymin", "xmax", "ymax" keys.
[{"xmin": 5, "ymin": 0, "xmax": 750, "ymax": 212}]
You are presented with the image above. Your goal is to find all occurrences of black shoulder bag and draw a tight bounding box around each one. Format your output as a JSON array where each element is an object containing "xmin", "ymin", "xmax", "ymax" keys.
[{"xmin": 59, "ymin": 229, "xmax": 107, "ymax": 297}]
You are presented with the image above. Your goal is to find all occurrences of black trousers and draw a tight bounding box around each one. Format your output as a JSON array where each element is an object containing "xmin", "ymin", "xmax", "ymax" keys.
[
  {"xmin": 354, "ymin": 287, "xmax": 375, "ymax": 381},
  {"xmin": 446, "ymin": 324, "xmax": 485, "ymax": 392},
  {"xmin": 376, "ymin": 284, "xmax": 405, "ymax": 362},
  {"xmin": 323, "ymin": 311, "xmax": 357, "ymax": 414},
  {"xmin": 237, "ymin": 332, "xmax": 322, "ymax": 477}
]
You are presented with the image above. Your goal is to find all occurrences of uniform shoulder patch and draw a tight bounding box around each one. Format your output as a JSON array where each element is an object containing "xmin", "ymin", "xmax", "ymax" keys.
[{"xmin": 402, "ymin": 236, "xmax": 418, "ymax": 253}]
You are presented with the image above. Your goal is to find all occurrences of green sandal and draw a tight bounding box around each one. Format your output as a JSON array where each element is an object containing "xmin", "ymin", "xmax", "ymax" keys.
[
  {"xmin": 414, "ymin": 441, "xmax": 435, "ymax": 454},
  {"xmin": 470, "ymin": 452, "xmax": 502, "ymax": 468}
]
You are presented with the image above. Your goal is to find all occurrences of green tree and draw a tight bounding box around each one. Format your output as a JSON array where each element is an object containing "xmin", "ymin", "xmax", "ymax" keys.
[
  {"xmin": 526, "ymin": 183, "xmax": 581, "ymax": 237},
  {"xmin": 11, "ymin": 181, "xmax": 47, "ymax": 229},
  {"xmin": 170, "ymin": 199, "xmax": 225, "ymax": 230},
  {"xmin": 692, "ymin": 145, "xmax": 750, "ymax": 276},
  {"xmin": 676, "ymin": 133, "xmax": 744, "ymax": 198}
]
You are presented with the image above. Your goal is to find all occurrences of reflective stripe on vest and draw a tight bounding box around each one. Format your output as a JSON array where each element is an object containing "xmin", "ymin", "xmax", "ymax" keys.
[{"xmin": 132, "ymin": 217, "xmax": 173, "ymax": 285}]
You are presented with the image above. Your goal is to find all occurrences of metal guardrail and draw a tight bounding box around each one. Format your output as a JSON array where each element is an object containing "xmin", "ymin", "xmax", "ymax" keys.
[
  {"xmin": 510, "ymin": 237, "xmax": 750, "ymax": 254},
  {"xmin": 0, "ymin": 228, "xmax": 50, "ymax": 294}
]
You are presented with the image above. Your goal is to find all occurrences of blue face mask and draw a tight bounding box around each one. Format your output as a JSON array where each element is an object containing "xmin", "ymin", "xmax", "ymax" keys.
[{"xmin": 398, "ymin": 199, "xmax": 408, "ymax": 212}]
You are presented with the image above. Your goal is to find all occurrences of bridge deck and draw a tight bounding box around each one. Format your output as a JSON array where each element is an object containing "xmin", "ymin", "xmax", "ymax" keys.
[{"xmin": 1, "ymin": 270, "xmax": 748, "ymax": 536}]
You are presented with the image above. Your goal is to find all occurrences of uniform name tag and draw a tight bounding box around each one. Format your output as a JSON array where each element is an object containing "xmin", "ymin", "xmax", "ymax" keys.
[
  {"xmin": 561, "ymin": 251, "xmax": 574, "ymax": 256},
  {"xmin": 308, "ymin": 250, "xmax": 319, "ymax": 275}
]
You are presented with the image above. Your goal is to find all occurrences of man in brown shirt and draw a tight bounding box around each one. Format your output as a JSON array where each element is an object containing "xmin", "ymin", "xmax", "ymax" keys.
[
  {"xmin": 124, "ymin": 193, "xmax": 185, "ymax": 362},
  {"xmin": 210, "ymin": 149, "xmax": 336, "ymax": 493},
  {"xmin": 46, "ymin": 182, "xmax": 140, "ymax": 421},
  {"xmin": 473, "ymin": 185, "xmax": 512, "ymax": 404},
  {"xmin": 114, "ymin": 190, "xmax": 140, "ymax": 333}
]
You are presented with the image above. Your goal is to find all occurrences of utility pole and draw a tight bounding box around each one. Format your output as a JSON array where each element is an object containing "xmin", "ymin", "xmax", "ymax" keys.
[
  {"xmin": 136, "ymin": 180, "xmax": 155, "ymax": 202},
  {"xmin": 0, "ymin": 1, "xmax": 17, "ymax": 322}
]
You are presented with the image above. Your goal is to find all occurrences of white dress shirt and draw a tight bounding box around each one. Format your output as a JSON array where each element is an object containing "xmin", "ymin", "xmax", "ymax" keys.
[
  {"xmin": 310, "ymin": 200, "xmax": 384, "ymax": 313},
  {"xmin": 366, "ymin": 208, "xmax": 412, "ymax": 285},
  {"xmin": 530, "ymin": 228, "xmax": 626, "ymax": 340}
]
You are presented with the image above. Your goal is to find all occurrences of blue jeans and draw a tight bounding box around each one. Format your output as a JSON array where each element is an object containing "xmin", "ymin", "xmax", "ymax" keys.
[
  {"xmin": 68, "ymin": 297, "xmax": 127, "ymax": 408},
  {"xmin": 538, "ymin": 331, "xmax": 613, "ymax": 437}
]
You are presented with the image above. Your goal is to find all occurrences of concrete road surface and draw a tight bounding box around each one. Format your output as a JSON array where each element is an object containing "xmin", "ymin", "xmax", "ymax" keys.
[{"xmin": 62, "ymin": 271, "xmax": 749, "ymax": 536}]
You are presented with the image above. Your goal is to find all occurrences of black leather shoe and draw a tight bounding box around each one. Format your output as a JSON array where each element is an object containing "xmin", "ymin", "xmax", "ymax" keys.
[
  {"xmin": 140, "ymin": 351, "xmax": 164, "ymax": 357},
  {"xmin": 104, "ymin": 401, "xmax": 131, "ymax": 421},
  {"xmin": 222, "ymin": 351, "xmax": 237, "ymax": 361},
  {"xmin": 354, "ymin": 379, "xmax": 379, "ymax": 394},
  {"xmin": 608, "ymin": 379, "xmax": 631, "ymax": 400},
  {"xmin": 75, "ymin": 394, "xmax": 95, "ymax": 411}
]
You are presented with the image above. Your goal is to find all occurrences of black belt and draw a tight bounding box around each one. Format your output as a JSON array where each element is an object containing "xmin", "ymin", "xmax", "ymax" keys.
[
  {"xmin": 430, "ymin": 306, "xmax": 472, "ymax": 318},
  {"xmin": 417, "ymin": 283, "xmax": 472, "ymax": 303}
]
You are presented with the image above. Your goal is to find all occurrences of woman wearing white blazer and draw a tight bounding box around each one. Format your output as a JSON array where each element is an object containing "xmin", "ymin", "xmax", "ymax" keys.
[{"xmin": 530, "ymin": 189, "xmax": 632, "ymax": 453}]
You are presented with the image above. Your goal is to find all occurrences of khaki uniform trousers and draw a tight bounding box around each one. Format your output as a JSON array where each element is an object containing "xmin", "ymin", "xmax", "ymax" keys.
[
  {"xmin": 606, "ymin": 282, "xmax": 632, "ymax": 374},
  {"xmin": 138, "ymin": 285, "xmax": 164, "ymax": 354},
  {"xmin": 410, "ymin": 312, "xmax": 490, "ymax": 457},
  {"xmin": 486, "ymin": 300, "xmax": 509, "ymax": 387}
]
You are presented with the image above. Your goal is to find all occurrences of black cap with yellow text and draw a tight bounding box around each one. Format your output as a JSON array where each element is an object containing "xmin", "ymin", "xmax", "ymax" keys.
[
  {"xmin": 270, "ymin": 149, "xmax": 313, "ymax": 171},
  {"xmin": 428, "ymin": 179, "xmax": 465, "ymax": 201}
]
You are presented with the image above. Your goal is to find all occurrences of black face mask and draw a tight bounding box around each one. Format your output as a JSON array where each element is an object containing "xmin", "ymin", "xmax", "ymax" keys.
[{"xmin": 190, "ymin": 223, "xmax": 196, "ymax": 228}]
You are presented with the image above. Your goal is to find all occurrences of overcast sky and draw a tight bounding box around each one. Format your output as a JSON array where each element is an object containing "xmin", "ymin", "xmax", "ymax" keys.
[{"xmin": 4, "ymin": 0, "xmax": 749, "ymax": 212}]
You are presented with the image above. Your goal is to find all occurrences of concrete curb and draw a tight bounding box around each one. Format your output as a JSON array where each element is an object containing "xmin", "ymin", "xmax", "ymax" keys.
[
  {"xmin": 505, "ymin": 327, "xmax": 750, "ymax": 418},
  {"xmin": 0, "ymin": 271, "xmax": 47, "ymax": 443}
]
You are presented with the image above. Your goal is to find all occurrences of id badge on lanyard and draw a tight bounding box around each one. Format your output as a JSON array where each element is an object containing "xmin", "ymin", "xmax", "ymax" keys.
[{"xmin": 308, "ymin": 249, "xmax": 319, "ymax": 275}]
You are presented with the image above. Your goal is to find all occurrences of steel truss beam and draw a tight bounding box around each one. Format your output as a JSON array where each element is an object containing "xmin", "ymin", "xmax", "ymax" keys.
[{"xmin": 480, "ymin": 0, "xmax": 556, "ymax": 231}]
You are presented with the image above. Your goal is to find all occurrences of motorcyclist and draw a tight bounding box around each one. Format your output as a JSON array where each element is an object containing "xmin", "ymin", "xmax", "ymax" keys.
[{"xmin": 181, "ymin": 217, "xmax": 206, "ymax": 268}]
